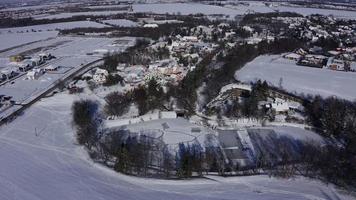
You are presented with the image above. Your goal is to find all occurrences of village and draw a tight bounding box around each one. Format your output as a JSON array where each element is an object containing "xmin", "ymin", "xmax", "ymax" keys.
[{"xmin": 1, "ymin": 0, "xmax": 356, "ymax": 199}]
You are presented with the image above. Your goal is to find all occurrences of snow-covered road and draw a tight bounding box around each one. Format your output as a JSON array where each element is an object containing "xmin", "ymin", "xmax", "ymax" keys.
[{"xmin": 0, "ymin": 93, "xmax": 353, "ymax": 200}]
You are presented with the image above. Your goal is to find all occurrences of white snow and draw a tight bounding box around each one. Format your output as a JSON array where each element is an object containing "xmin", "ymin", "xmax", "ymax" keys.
[
  {"xmin": 0, "ymin": 31, "xmax": 58, "ymax": 52},
  {"xmin": 249, "ymin": 126, "xmax": 324, "ymax": 144},
  {"xmin": 0, "ymin": 21, "xmax": 110, "ymax": 52},
  {"xmin": 235, "ymin": 55, "xmax": 356, "ymax": 101},
  {"xmin": 102, "ymin": 19, "xmax": 139, "ymax": 27},
  {"xmin": 0, "ymin": 92, "xmax": 353, "ymax": 200},
  {"xmin": 35, "ymin": 11, "xmax": 128, "ymax": 19},
  {"xmin": 0, "ymin": 21, "xmax": 108, "ymax": 34}
]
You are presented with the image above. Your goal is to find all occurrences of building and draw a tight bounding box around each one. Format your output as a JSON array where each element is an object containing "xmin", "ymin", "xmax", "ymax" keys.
[
  {"xmin": 143, "ymin": 23, "xmax": 158, "ymax": 28},
  {"xmin": 93, "ymin": 68, "xmax": 109, "ymax": 83},
  {"xmin": 27, "ymin": 68, "xmax": 44, "ymax": 80},
  {"xmin": 18, "ymin": 59, "xmax": 36, "ymax": 72},
  {"xmin": 1, "ymin": 69, "xmax": 17, "ymax": 80},
  {"xmin": 284, "ymin": 53, "xmax": 301, "ymax": 61},
  {"xmin": 45, "ymin": 65, "xmax": 59, "ymax": 72},
  {"xmin": 27, "ymin": 71, "xmax": 39, "ymax": 80}
]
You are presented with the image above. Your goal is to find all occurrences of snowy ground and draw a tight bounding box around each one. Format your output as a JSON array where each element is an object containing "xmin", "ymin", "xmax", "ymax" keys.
[
  {"xmin": 102, "ymin": 19, "xmax": 139, "ymax": 27},
  {"xmin": 235, "ymin": 55, "xmax": 356, "ymax": 101},
  {"xmin": 35, "ymin": 10, "xmax": 128, "ymax": 19},
  {"xmin": 0, "ymin": 21, "xmax": 108, "ymax": 34},
  {"xmin": 0, "ymin": 92, "xmax": 354, "ymax": 200},
  {"xmin": 31, "ymin": 3, "xmax": 356, "ymax": 20},
  {"xmin": 0, "ymin": 21, "xmax": 111, "ymax": 52},
  {"xmin": 0, "ymin": 31, "xmax": 58, "ymax": 52}
]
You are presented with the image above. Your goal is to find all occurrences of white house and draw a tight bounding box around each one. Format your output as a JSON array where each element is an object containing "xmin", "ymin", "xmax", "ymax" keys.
[
  {"xmin": 1, "ymin": 69, "xmax": 17, "ymax": 80},
  {"xmin": 182, "ymin": 36, "xmax": 199, "ymax": 42},
  {"xmin": 143, "ymin": 23, "xmax": 158, "ymax": 28},
  {"xmin": 27, "ymin": 71, "xmax": 39, "ymax": 80},
  {"xmin": 284, "ymin": 53, "xmax": 301, "ymax": 61},
  {"xmin": 45, "ymin": 65, "xmax": 59, "ymax": 72},
  {"xmin": 93, "ymin": 68, "xmax": 109, "ymax": 83},
  {"xmin": 18, "ymin": 59, "xmax": 35, "ymax": 71},
  {"xmin": 38, "ymin": 53, "xmax": 52, "ymax": 61},
  {"xmin": 27, "ymin": 68, "xmax": 44, "ymax": 80},
  {"xmin": 327, "ymin": 57, "xmax": 345, "ymax": 71},
  {"xmin": 270, "ymin": 98, "xmax": 290, "ymax": 112},
  {"xmin": 159, "ymin": 111, "xmax": 177, "ymax": 119}
]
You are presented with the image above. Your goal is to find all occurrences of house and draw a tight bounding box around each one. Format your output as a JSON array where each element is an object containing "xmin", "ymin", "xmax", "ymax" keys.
[
  {"xmin": 18, "ymin": 59, "xmax": 35, "ymax": 72},
  {"xmin": 0, "ymin": 73, "xmax": 6, "ymax": 82},
  {"xmin": 298, "ymin": 54, "xmax": 326, "ymax": 68},
  {"xmin": 1, "ymin": 69, "xmax": 17, "ymax": 80},
  {"xmin": 31, "ymin": 56, "xmax": 43, "ymax": 66},
  {"xmin": 45, "ymin": 65, "xmax": 59, "ymax": 72},
  {"xmin": 39, "ymin": 53, "xmax": 53, "ymax": 61},
  {"xmin": 9, "ymin": 55, "xmax": 24, "ymax": 62},
  {"xmin": 295, "ymin": 48, "xmax": 307, "ymax": 55},
  {"xmin": 284, "ymin": 53, "xmax": 301, "ymax": 61},
  {"xmin": 143, "ymin": 23, "xmax": 158, "ymax": 28},
  {"xmin": 159, "ymin": 111, "xmax": 177, "ymax": 119},
  {"xmin": 271, "ymin": 101, "xmax": 289, "ymax": 113},
  {"xmin": 93, "ymin": 68, "xmax": 109, "ymax": 83},
  {"xmin": 27, "ymin": 68, "xmax": 44, "ymax": 80},
  {"xmin": 182, "ymin": 36, "xmax": 199, "ymax": 43},
  {"xmin": 327, "ymin": 57, "xmax": 345, "ymax": 71},
  {"xmin": 27, "ymin": 70, "xmax": 39, "ymax": 80}
]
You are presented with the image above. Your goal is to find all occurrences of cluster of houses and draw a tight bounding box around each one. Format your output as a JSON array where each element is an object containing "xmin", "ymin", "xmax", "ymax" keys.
[
  {"xmin": 280, "ymin": 14, "xmax": 356, "ymax": 72},
  {"xmin": 207, "ymin": 83, "xmax": 303, "ymax": 123},
  {"xmin": 0, "ymin": 53, "xmax": 55, "ymax": 83},
  {"xmin": 284, "ymin": 47, "xmax": 356, "ymax": 72},
  {"xmin": 86, "ymin": 57, "xmax": 187, "ymax": 88}
]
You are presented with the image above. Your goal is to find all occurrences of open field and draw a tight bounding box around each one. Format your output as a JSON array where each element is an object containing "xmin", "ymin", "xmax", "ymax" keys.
[
  {"xmin": 102, "ymin": 19, "xmax": 139, "ymax": 27},
  {"xmin": 0, "ymin": 32, "xmax": 58, "ymax": 52},
  {"xmin": 0, "ymin": 21, "xmax": 108, "ymax": 34},
  {"xmin": 31, "ymin": 3, "xmax": 356, "ymax": 20},
  {"xmin": 235, "ymin": 55, "xmax": 356, "ymax": 101},
  {"xmin": 0, "ymin": 21, "xmax": 112, "ymax": 52}
]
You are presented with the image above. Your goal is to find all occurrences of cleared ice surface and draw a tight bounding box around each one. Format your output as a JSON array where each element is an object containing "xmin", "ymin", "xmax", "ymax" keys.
[
  {"xmin": 0, "ymin": 92, "xmax": 353, "ymax": 200},
  {"xmin": 235, "ymin": 55, "xmax": 356, "ymax": 101}
]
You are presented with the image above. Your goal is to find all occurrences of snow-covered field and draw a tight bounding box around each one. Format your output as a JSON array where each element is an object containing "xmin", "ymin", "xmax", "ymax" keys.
[
  {"xmin": 36, "ymin": 10, "xmax": 128, "ymax": 19},
  {"xmin": 31, "ymin": 3, "xmax": 356, "ymax": 20},
  {"xmin": 0, "ymin": 21, "xmax": 108, "ymax": 34},
  {"xmin": 102, "ymin": 19, "xmax": 139, "ymax": 27},
  {"xmin": 0, "ymin": 92, "xmax": 353, "ymax": 200},
  {"xmin": 0, "ymin": 21, "xmax": 110, "ymax": 52},
  {"xmin": 235, "ymin": 55, "xmax": 356, "ymax": 101},
  {"xmin": 0, "ymin": 31, "xmax": 58, "ymax": 52},
  {"xmin": 132, "ymin": 3, "xmax": 245, "ymax": 17},
  {"xmin": 275, "ymin": 6, "xmax": 356, "ymax": 19}
]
